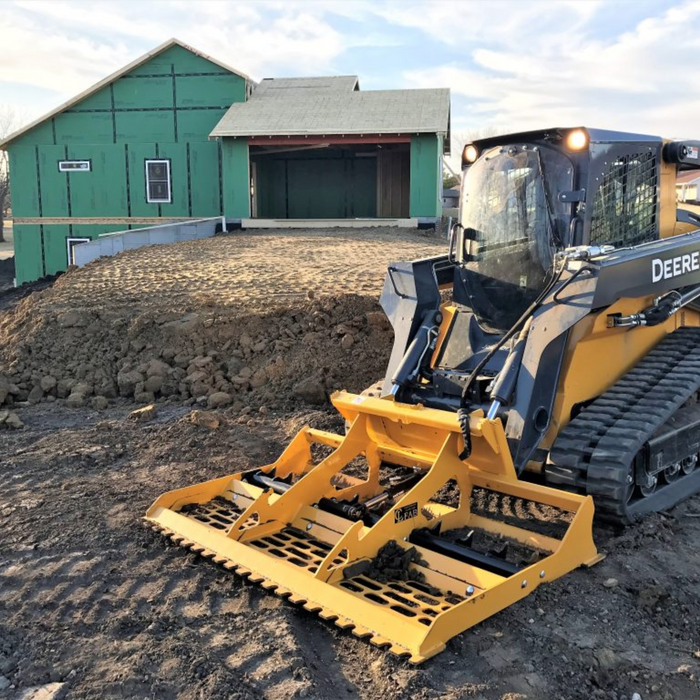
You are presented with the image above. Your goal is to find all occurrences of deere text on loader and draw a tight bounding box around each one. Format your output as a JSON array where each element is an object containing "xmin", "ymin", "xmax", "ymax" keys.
[{"xmin": 147, "ymin": 127, "xmax": 700, "ymax": 662}]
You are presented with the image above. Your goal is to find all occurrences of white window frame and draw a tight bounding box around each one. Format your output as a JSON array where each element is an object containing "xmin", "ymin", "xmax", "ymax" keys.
[
  {"xmin": 66, "ymin": 237, "xmax": 91, "ymax": 265},
  {"xmin": 58, "ymin": 160, "xmax": 91, "ymax": 172},
  {"xmin": 145, "ymin": 159, "xmax": 172, "ymax": 204}
]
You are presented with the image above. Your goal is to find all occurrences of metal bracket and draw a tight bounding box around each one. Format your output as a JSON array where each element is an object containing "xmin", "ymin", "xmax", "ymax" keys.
[
  {"xmin": 558, "ymin": 189, "xmax": 586, "ymax": 203},
  {"xmin": 387, "ymin": 266, "xmax": 410, "ymax": 299}
]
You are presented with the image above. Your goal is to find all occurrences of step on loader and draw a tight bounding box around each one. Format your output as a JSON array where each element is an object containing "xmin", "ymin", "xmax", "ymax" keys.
[{"xmin": 147, "ymin": 127, "xmax": 700, "ymax": 661}]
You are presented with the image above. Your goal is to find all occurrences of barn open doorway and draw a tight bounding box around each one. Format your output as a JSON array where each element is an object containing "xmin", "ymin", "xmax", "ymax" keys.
[{"xmin": 250, "ymin": 141, "xmax": 410, "ymax": 219}]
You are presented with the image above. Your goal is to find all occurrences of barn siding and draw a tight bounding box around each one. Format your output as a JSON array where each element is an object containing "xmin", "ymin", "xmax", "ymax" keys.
[
  {"xmin": 409, "ymin": 134, "xmax": 442, "ymax": 218},
  {"xmin": 8, "ymin": 44, "xmax": 246, "ymax": 283},
  {"xmin": 221, "ymin": 139, "xmax": 250, "ymax": 219}
]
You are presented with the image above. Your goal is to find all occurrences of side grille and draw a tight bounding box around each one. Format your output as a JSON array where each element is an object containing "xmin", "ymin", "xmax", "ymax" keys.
[{"xmin": 590, "ymin": 151, "xmax": 658, "ymax": 248}]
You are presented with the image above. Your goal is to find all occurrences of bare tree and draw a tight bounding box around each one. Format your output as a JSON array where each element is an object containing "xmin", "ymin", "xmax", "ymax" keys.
[
  {"xmin": 445, "ymin": 126, "xmax": 509, "ymax": 187},
  {"xmin": 0, "ymin": 106, "xmax": 24, "ymax": 244},
  {"xmin": 451, "ymin": 125, "xmax": 509, "ymax": 162}
]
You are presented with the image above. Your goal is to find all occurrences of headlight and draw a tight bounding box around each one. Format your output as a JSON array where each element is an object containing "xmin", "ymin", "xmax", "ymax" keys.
[
  {"xmin": 565, "ymin": 129, "xmax": 588, "ymax": 151},
  {"xmin": 462, "ymin": 143, "xmax": 479, "ymax": 165}
]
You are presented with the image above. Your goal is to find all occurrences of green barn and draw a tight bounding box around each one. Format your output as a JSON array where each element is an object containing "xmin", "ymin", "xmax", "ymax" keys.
[
  {"xmin": 1, "ymin": 39, "xmax": 451, "ymax": 285},
  {"xmin": 211, "ymin": 76, "xmax": 450, "ymax": 223},
  {"xmin": 1, "ymin": 39, "xmax": 252, "ymax": 284}
]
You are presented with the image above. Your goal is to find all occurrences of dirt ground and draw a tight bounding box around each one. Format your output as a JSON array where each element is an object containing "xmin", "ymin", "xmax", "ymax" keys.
[
  {"xmin": 2, "ymin": 228, "xmax": 700, "ymax": 700},
  {"xmin": 20, "ymin": 228, "xmax": 442, "ymax": 314}
]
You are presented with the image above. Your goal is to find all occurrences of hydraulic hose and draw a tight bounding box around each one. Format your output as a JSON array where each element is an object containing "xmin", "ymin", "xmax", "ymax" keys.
[
  {"xmin": 609, "ymin": 284, "xmax": 700, "ymax": 328},
  {"xmin": 390, "ymin": 309, "xmax": 442, "ymax": 395},
  {"xmin": 457, "ymin": 257, "xmax": 568, "ymax": 459}
]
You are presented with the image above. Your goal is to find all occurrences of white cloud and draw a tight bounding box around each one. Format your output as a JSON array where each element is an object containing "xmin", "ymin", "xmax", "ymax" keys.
[
  {"xmin": 0, "ymin": 9, "xmax": 133, "ymax": 95},
  {"xmin": 3, "ymin": 0, "xmax": 700, "ymax": 147},
  {"xmin": 370, "ymin": 0, "xmax": 601, "ymax": 48},
  {"xmin": 183, "ymin": 9, "xmax": 347, "ymax": 78},
  {"xmin": 404, "ymin": 1, "xmax": 700, "ymax": 142},
  {"xmin": 0, "ymin": 0, "xmax": 350, "ymax": 114}
]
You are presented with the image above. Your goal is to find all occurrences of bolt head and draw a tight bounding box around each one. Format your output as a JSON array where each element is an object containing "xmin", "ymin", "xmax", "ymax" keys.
[
  {"xmin": 521, "ymin": 580, "xmax": 528, "ymax": 589},
  {"xmin": 466, "ymin": 585, "xmax": 475, "ymax": 596},
  {"xmin": 539, "ymin": 570, "xmax": 545, "ymax": 579},
  {"xmin": 306, "ymin": 522, "xmax": 312, "ymax": 531}
]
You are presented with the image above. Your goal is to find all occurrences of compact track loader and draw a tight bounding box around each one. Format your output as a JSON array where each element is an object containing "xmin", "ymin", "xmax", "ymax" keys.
[{"xmin": 147, "ymin": 127, "xmax": 700, "ymax": 662}]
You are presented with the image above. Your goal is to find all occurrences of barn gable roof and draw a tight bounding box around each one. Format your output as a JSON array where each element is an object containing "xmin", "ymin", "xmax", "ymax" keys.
[
  {"xmin": 210, "ymin": 81, "xmax": 451, "ymax": 145},
  {"xmin": 0, "ymin": 38, "xmax": 252, "ymax": 150}
]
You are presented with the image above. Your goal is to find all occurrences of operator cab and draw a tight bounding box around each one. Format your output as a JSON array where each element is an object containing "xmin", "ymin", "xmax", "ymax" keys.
[
  {"xmin": 390, "ymin": 127, "xmax": 669, "ymax": 412},
  {"xmin": 455, "ymin": 137, "xmax": 575, "ymax": 331},
  {"xmin": 453, "ymin": 126, "xmax": 667, "ymax": 334}
]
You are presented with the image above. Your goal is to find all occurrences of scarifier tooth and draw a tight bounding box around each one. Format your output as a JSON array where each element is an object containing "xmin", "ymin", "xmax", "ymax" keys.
[
  {"xmin": 288, "ymin": 594, "xmax": 306, "ymax": 605},
  {"xmin": 318, "ymin": 608, "xmax": 338, "ymax": 621},
  {"xmin": 261, "ymin": 580, "xmax": 278, "ymax": 591},
  {"xmin": 275, "ymin": 588, "xmax": 292, "ymax": 598},
  {"xmin": 181, "ymin": 539, "xmax": 194, "ymax": 548},
  {"xmin": 370, "ymin": 636, "xmax": 391, "ymax": 649},
  {"xmin": 171, "ymin": 535, "xmax": 185, "ymax": 543},
  {"xmin": 212, "ymin": 555, "xmax": 227, "ymax": 564},
  {"xmin": 389, "ymin": 646, "xmax": 411, "ymax": 658},
  {"xmin": 303, "ymin": 602, "xmax": 322, "ymax": 612},
  {"xmin": 335, "ymin": 618, "xmax": 354, "ymax": 630},
  {"xmin": 352, "ymin": 627, "xmax": 372, "ymax": 639},
  {"xmin": 191, "ymin": 545, "xmax": 205, "ymax": 553},
  {"xmin": 249, "ymin": 574, "xmax": 265, "ymax": 583},
  {"xmin": 235, "ymin": 568, "xmax": 252, "ymax": 578}
]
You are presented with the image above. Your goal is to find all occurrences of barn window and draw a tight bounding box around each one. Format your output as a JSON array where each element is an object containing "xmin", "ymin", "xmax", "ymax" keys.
[
  {"xmin": 58, "ymin": 160, "xmax": 91, "ymax": 172},
  {"xmin": 145, "ymin": 159, "xmax": 172, "ymax": 204}
]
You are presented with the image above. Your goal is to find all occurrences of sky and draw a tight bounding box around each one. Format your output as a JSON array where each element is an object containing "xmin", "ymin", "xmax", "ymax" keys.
[{"xmin": 2, "ymin": 0, "xmax": 700, "ymax": 151}]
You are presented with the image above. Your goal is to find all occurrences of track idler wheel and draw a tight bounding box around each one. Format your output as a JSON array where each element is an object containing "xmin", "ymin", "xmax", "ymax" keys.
[
  {"xmin": 682, "ymin": 455, "xmax": 698, "ymax": 475},
  {"xmin": 662, "ymin": 462, "xmax": 682, "ymax": 484}
]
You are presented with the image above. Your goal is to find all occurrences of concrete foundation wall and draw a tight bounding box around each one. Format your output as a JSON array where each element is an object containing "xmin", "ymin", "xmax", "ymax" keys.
[{"xmin": 73, "ymin": 217, "xmax": 222, "ymax": 266}]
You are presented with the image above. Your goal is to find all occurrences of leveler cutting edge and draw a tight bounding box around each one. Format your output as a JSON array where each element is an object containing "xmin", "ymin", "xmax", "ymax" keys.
[{"xmin": 147, "ymin": 127, "xmax": 700, "ymax": 662}]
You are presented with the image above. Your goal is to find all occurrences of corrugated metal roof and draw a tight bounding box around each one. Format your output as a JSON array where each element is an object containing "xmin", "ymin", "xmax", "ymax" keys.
[
  {"xmin": 0, "ymin": 38, "xmax": 253, "ymax": 150},
  {"xmin": 210, "ymin": 87, "xmax": 450, "ymax": 138},
  {"xmin": 253, "ymin": 76, "xmax": 359, "ymax": 96}
]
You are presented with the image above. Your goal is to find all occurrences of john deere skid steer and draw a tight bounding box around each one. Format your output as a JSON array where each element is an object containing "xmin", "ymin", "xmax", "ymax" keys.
[{"xmin": 147, "ymin": 127, "xmax": 700, "ymax": 662}]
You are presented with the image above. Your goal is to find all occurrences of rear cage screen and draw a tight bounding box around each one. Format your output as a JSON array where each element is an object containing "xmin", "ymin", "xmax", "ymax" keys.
[{"xmin": 589, "ymin": 150, "xmax": 658, "ymax": 249}]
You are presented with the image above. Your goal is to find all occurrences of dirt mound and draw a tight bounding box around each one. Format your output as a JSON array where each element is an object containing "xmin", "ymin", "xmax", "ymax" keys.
[{"xmin": 0, "ymin": 228, "xmax": 445, "ymax": 411}]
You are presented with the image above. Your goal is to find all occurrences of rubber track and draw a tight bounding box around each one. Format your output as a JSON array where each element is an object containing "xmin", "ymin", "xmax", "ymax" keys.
[{"xmin": 547, "ymin": 327, "xmax": 700, "ymax": 525}]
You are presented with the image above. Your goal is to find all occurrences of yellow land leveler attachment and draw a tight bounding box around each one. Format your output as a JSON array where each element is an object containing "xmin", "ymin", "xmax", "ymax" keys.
[{"xmin": 147, "ymin": 391, "xmax": 601, "ymax": 662}]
